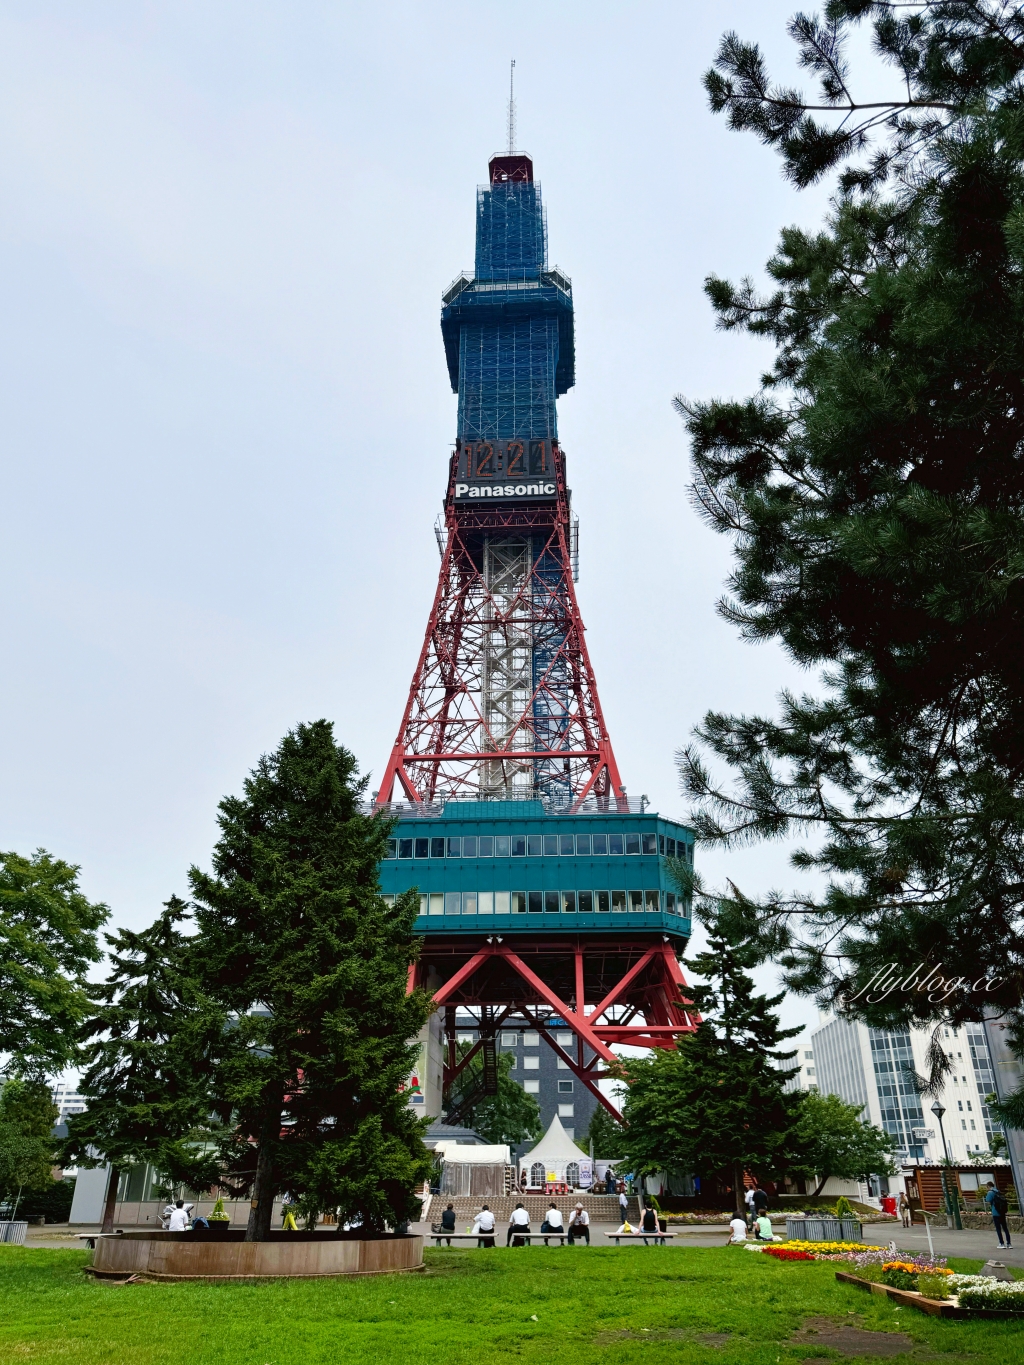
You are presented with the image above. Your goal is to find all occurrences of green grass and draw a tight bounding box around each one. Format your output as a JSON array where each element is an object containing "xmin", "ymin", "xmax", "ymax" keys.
[{"xmin": 0, "ymin": 1245, "xmax": 1017, "ymax": 1365}]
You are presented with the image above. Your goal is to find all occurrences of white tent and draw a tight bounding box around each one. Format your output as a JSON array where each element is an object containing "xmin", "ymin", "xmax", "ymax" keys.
[
  {"xmin": 518, "ymin": 1115, "xmax": 594, "ymax": 1189},
  {"xmin": 431, "ymin": 1141, "xmax": 511, "ymax": 1165}
]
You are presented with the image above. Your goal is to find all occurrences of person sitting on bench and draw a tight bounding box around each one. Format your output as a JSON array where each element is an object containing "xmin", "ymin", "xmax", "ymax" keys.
[
  {"xmin": 540, "ymin": 1202, "xmax": 564, "ymax": 1244},
  {"xmin": 472, "ymin": 1206, "xmax": 496, "ymax": 1248},
  {"xmin": 568, "ymin": 1204, "xmax": 590, "ymax": 1245},
  {"xmin": 507, "ymin": 1202, "xmax": 531, "ymax": 1246},
  {"xmin": 439, "ymin": 1202, "xmax": 456, "ymax": 1246},
  {"xmin": 640, "ymin": 1205, "xmax": 662, "ymax": 1242}
]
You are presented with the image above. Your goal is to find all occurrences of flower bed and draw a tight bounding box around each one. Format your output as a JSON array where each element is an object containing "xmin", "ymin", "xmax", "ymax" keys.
[
  {"xmin": 762, "ymin": 1246, "xmax": 815, "ymax": 1261},
  {"xmin": 956, "ymin": 1280, "xmax": 1024, "ymax": 1313}
]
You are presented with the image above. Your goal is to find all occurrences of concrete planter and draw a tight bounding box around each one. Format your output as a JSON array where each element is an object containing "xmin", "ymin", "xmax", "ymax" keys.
[
  {"xmin": 785, "ymin": 1217, "xmax": 861, "ymax": 1242},
  {"xmin": 88, "ymin": 1229, "xmax": 423, "ymax": 1280}
]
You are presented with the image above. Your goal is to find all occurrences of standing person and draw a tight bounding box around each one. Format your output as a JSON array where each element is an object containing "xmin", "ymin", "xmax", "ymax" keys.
[
  {"xmin": 726, "ymin": 1213, "xmax": 748, "ymax": 1245},
  {"xmin": 985, "ymin": 1182, "xmax": 1013, "ymax": 1249},
  {"xmin": 167, "ymin": 1200, "xmax": 191, "ymax": 1232},
  {"xmin": 472, "ymin": 1205, "xmax": 496, "ymax": 1248},
  {"xmin": 748, "ymin": 1190, "xmax": 764, "ymax": 1233},
  {"xmin": 618, "ymin": 1188, "xmax": 629, "ymax": 1223},
  {"xmin": 507, "ymin": 1202, "xmax": 531, "ymax": 1246},
  {"xmin": 605, "ymin": 1169, "xmax": 616, "ymax": 1195},
  {"xmin": 751, "ymin": 1187, "xmax": 769, "ymax": 1223},
  {"xmin": 439, "ymin": 1202, "xmax": 456, "ymax": 1247},
  {"xmin": 898, "ymin": 1192, "xmax": 911, "ymax": 1229},
  {"xmin": 567, "ymin": 1203, "xmax": 590, "ymax": 1245},
  {"xmin": 540, "ymin": 1202, "xmax": 564, "ymax": 1245}
]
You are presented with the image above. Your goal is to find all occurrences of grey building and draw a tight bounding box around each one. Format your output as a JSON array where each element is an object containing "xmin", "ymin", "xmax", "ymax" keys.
[{"xmin": 454, "ymin": 1011, "xmax": 598, "ymax": 1162}]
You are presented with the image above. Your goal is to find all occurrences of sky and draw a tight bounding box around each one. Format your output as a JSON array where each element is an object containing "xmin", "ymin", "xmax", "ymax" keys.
[{"xmin": 0, "ymin": 1, "xmax": 888, "ymax": 1040}]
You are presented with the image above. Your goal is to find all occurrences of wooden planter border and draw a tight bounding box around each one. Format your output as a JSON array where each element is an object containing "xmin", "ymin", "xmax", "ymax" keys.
[{"xmin": 834, "ymin": 1271, "xmax": 1022, "ymax": 1321}]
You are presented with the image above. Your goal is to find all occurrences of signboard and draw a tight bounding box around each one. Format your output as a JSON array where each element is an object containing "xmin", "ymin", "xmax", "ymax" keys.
[
  {"xmin": 455, "ymin": 480, "xmax": 555, "ymax": 500},
  {"xmin": 457, "ymin": 438, "xmax": 553, "ymax": 480}
]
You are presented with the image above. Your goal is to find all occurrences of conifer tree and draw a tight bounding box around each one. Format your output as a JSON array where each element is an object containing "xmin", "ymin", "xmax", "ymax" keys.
[
  {"xmin": 187, "ymin": 720, "xmax": 431, "ymax": 1240},
  {"xmin": 677, "ymin": 4, "xmax": 1024, "ymax": 1041},
  {"xmin": 615, "ymin": 914, "xmax": 806, "ymax": 1212},
  {"xmin": 59, "ymin": 899, "xmax": 222, "ymax": 1232},
  {"xmin": 576, "ymin": 1102, "xmax": 624, "ymax": 1158}
]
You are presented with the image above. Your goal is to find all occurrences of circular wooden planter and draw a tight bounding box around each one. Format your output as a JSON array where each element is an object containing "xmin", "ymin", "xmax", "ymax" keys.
[{"xmin": 88, "ymin": 1229, "xmax": 423, "ymax": 1280}]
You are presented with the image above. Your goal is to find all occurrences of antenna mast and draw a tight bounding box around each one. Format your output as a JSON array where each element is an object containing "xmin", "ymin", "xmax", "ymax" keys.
[{"xmin": 507, "ymin": 58, "xmax": 516, "ymax": 153}]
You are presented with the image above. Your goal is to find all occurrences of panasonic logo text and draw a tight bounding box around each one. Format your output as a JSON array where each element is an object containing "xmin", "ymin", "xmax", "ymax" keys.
[{"xmin": 454, "ymin": 482, "xmax": 556, "ymax": 499}]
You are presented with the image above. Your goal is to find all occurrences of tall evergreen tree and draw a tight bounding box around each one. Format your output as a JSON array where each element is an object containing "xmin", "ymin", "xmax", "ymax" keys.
[
  {"xmin": 615, "ymin": 914, "xmax": 806, "ymax": 1212},
  {"xmin": 0, "ymin": 850, "xmax": 108, "ymax": 1077},
  {"xmin": 677, "ymin": 4, "xmax": 1024, "ymax": 1044},
  {"xmin": 187, "ymin": 721, "xmax": 431, "ymax": 1239},
  {"xmin": 60, "ymin": 899, "xmax": 223, "ymax": 1232}
]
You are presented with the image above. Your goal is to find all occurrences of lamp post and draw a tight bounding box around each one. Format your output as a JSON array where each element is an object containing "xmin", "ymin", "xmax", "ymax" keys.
[{"xmin": 931, "ymin": 1102, "xmax": 962, "ymax": 1230}]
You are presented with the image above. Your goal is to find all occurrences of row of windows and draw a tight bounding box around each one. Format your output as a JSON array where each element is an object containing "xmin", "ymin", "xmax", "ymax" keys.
[
  {"xmin": 385, "ymin": 833, "xmax": 692, "ymax": 860},
  {"xmin": 384, "ymin": 888, "xmax": 682, "ymax": 915},
  {"xmin": 457, "ymin": 1031, "xmax": 574, "ymax": 1047}
]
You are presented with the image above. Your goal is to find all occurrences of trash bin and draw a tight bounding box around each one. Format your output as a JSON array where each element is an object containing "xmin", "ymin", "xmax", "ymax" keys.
[{"xmin": 0, "ymin": 1222, "xmax": 28, "ymax": 1245}]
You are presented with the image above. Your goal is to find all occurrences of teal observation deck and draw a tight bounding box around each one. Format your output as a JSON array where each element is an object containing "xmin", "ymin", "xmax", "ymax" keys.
[{"xmin": 379, "ymin": 801, "xmax": 693, "ymax": 944}]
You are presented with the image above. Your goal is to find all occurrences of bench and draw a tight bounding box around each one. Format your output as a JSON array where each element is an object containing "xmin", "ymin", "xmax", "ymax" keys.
[
  {"xmin": 431, "ymin": 1231, "xmax": 567, "ymax": 1247},
  {"xmin": 610, "ymin": 1230, "xmax": 675, "ymax": 1246}
]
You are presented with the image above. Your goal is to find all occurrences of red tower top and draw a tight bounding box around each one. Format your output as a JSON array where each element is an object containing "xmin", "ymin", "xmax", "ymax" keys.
[{"xmin": 488, "ymin": 152, "xmax": 533, "ymax": 183}]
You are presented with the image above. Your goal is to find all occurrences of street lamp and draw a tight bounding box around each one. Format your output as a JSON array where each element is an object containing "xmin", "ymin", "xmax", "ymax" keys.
[{"xmin": 931, "ymin": 1102, "xmax": 962, "ymax": 1230}]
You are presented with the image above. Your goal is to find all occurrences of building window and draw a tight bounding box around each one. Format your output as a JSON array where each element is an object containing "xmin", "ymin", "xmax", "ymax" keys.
[
  {"xmin": 544, "ymin": 835, "xmax": 558, "ymax": 856},
  {"xmin": 557, "ymin": 1058, "xmax": 570, "ymax": 1070},
  {"xmin": 479, "ymin": 836, "xmax": 493, "ymax": 856},
  {"xmin": 502, "ymin": 1032, "xmax": 518, "ymax": 1045},
  {"xmin": 592, "ymin": 834, "xmax": 607, "ymax": 855},
  {"xmin": 645, "ymin": 889, "xmax": 660, "ymax": 912},
  {"xmin": 804, "ymin": 1051, "xmax": 814, "ymax": 1060},
  {"xmin": 523, "ymin": 1032, "xmax": 539, "ymax": 1047},
  {"xmin": 494, "ymin": 835, "xmax": 510, "ymax": 857},
  {"xmin": 608, "ymin": 835, "xmax": 624, "ymax": 856},
  {"xmin": 523, "ymin": 1079, "xmax": 540, "ymax": 1094},
  {"xmin": 457, "ymin": 1033, "xmax": 474, "ymax": 1045},
  {"xmin": 511, "ymin": 835, "xmax": 526, "ymax": 857},
  {"xmin": 556, "ymin": 1033, "xmax": 573, "ymax": 1047},
  {"xmin": 559, "ymin": 834, "xmax": 574, "ymax": 855},
  {"xmin": 527, "ymin": 835, "xmax": 543, "ymax": 856},
  {"xmin": 596, "ymin": 891, "xmax": 610, "ymax": 912},
  {"xmin": 806, "ymin": 1067, "xmax": 815, "ymax": 1076},
  {"xmin": 545, "ymin": 891, "xmax": 559, "ymax": 913},
  {"xmin": 562, "ymin": 891, "xmax": 576, "ymax": 913},
  {"xmin": 414, "ymin": 838, "xmax": 429, "ymax": 858},
  {"xmin": 385, "ymin": 839, "xmax": 397, "ymax": 859},
  {"xmin": 579, "ymin": 891, "xmax": 593, "ymax": 913},
  {"xmin": 430, "ymin": 837, "xmax": 445, "ymax": 859},
  {"xmin": 446, "ymin": 837, "xmax": 461, "ymax": 857},
  {"xmin": 625, "ymin": 834, "xmax": 641, "ymax": 855},
  {"xmin": 641, "ymin": 833, "xmax": 657, "ymax": 854},
  {"xmin": 558, "ymin": 1104, "xmax": 574, "ymax": 1118},
  {"xmin": 566, "ymin": 1161, "xmax": 580, "ymax": 1185},
  {"xmin": 611, "ymin": 891, "xmax": 627, "ymax": 912},
  {"xmin": 399, "ymin": 839, "xmax": 413, "ymax": 858},
  {"xmin": 666, "ymin": 837, "xmax": 676, "ymax": 856},
  {"xmin": 658, "ymin": 835, "xmax": 666, "ymax": 855},
  {"xmin": 558, "ymin": 1080, "xmax": 573, "ymax": 1093},
  {"xmin": 576, "ymin": 834, "xmax": 591, "ymax": 855},
  {"xmin": 523, "ymin": 1056, "xmax": 540, "ymax": 1070},
  {"xmin": 462, "ymin": 836, "xmax": 477, "ymax": 857},
  {"xmin": 629, "ymin": 890, "xmax": 644, "ymax": 912}
]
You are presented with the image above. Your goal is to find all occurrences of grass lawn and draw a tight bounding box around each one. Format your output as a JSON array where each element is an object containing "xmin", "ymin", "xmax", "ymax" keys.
[{"xmin": 0, "ymin": 1245, "xmax": 1018, "ymax": 1365}]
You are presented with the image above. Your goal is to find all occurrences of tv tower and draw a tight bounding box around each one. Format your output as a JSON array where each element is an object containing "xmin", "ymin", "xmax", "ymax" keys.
[{"xmin": 377, "ymin": 116, "xmax": 697, "ymax": 1126}]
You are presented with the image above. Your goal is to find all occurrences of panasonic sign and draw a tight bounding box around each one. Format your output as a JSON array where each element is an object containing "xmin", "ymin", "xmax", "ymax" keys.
[{"xmin": 455, "ymin": 481, "xmax": 556, "ymax": 500}]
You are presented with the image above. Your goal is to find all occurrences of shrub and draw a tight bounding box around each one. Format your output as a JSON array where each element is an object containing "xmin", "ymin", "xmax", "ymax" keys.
[
  {"xmin": 833, "ymin": 1197, "xmax": 854, "ymax": 1220},
  {"xmin": 917, "ymin": 1271, "xmax": 954, "ymax": 1300},
  {"xmin": 208, "ymin": 1196, "xmax": 229, "ymax": 1224}
]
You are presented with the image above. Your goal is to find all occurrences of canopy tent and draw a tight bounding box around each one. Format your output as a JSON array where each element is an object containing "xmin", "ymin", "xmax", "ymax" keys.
[{"xmin": 518, "ymin": 1115, "xmax": 594, "ymax": 1189}]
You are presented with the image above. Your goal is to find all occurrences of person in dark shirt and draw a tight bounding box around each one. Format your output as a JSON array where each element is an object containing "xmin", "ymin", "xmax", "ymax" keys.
[{"xmin": 440, "ymin": 1202, "xmax": 456, "ymax": 1246}]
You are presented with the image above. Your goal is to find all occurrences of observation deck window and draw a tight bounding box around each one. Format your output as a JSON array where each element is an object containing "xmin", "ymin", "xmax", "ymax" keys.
[
  {"xmin": 611, "ymin": 891, "xmax": 627, "ymax": 912},
  {"xmin": 399, "ymin": 839, "xmax": 413, "ymax": 858},
  {"xmin": 596, "ymin": 891, "xmax": 610, "ymax": 912},
  {"xmin": 561, "ymin": 891, "xmax": 576, "ymax": 913},
  {"xmin": 431, "ymin": 837, "xmax": 446, "ymax": 859},
  {"xmin": 666, "ymin": 837, "xmax": 676, "ymax": 856},
  {"xmin": 545, "ymin": 890, "xmax": 559, "ymax": 913},
  {"xmin": 578, "ymin": 890, "xmax": 593, "ymax": 913},
  {"xmin": 576, "ymin": 834, "xmax": 591, "ymax": 855},
  {"xmin": 415, "ymin": 838, "xmax": 429, "ymax": 858},
  {"xmin": 642, "ymin": 834, "xmax": 657, "ymax": 855},
  {"xmin": 479, "ymin": 835, "xmax": 493, "ymax": 856},
  {"xmin": 385, "ymin": 839, "xmax": 397, "ymax": 859},
  {"xmin": 629, "ymin": 890, "xmax": 644, "ymax": 912},
  {"xmin": 495, "ymin": 836, "xmax": 511, "ymax": 857},
  {"xmin": 511, "ymin": 836, "xmax": 526, "ymax": 857},
  {"xmin": 559, "ymin": 834, "xmax": 575, "ymax": 855},
  {"xmin": 462, "ymin": 836, "xmax": 478, "ymax": 857},
  {"xmin": 528, "ymin": 891, "xmax": 542, "ymax": 912},
  {"xmin": 447, "ymin": 838, "xmax": 461, "ymax": 857},
  {"xmin": 625, "ymin": 834, "xmax": 641, "ymax": 855},
  {"xmin": 592, "ymin": 834, "xmax": 607, "ymax": 855},
  {"xmin": 609, "ymin": 835, "xmax": 624, "ymax": 856},
  {"xmin": 527, "ymin": 835, "xmax": 543, "ymax": 856}
]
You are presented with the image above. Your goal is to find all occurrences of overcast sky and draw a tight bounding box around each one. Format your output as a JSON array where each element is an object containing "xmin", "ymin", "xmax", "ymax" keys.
[{"xmin": 0, "ymin": 2, "xmax": 887, "ymax": 1038}]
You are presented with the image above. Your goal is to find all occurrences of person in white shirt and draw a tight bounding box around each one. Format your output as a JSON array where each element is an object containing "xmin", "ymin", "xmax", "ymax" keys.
[
  {"xmin": 540, "ymin": 1203, "xmax": 564, "ymax": 1244},
  {"xmin": 744, "ymin": 1187, "xmax": 756, "ymax": 1228},
  {"xmin": 507, "ymin": 1202, "xmax": 531, "ymax": 1246},
  {"xmin": 618, "ymin": 1190, "xmax": 628, "ymax": 1218},
  {"xmin": 567, "ymin": 1203, "xmax": 590, "ymax": 1245},
  {"xmin": 727, "ymin": 1215, "xmax": 748, "ymax": 1245},
  {"xmin": 471, "ymin": 1205, "xmax": 496, "ymax": 1247},
  {"xmin": 167, "ymin": 1201, "xmax": 191, "ymax": 1232}
]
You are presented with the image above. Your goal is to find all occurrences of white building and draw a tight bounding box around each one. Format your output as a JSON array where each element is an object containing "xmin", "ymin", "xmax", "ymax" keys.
[
  {"xmin": 782, "ymin": 1033, "xmax": 818, "ymax": 1093},
  {"xmin": 812, "ymin": 1016, "xmax": 1003, "ymax": 1164},
  {"xmin": 50, "ymin": 1080, "xmax": 86, "ymax": 1123}
]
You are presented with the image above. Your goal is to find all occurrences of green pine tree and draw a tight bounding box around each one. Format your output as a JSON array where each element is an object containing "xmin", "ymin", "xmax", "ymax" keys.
[
  {"xmin": 676, "ymin": 5, "xmax": 1024, "ymax": 1058},
  {"xmin": 59, "ymin": 898, "xmax": 223, "ymax": 1231},
  {"xmin": 187, "ymin": 720, "xmax": 432, "ymax": 1240},
  {"xmin": 615, "ymin": 913, "xmax": 806, "ymax": 1213},
  {"xmin": 576, "ymin": 1102, "xmax": 624, "ymax": 1158}
]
